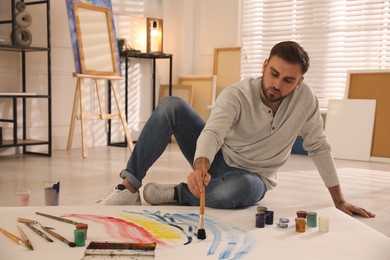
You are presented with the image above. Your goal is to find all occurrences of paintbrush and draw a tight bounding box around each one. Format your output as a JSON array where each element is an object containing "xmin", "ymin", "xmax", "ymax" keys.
[
  {"xmin": 197, "ymin": 157, "xmax": 207, "ymax": 240},
  {"xmin": 0, "ymin": 227, "xmax": 27, "ymax": 248},
  {"xmin": 41, "ymin": 226, "xmax": 75, "ymax": 247},
  {"xmin": 17, "ymin": 225, "xmax": 33, "ymax": 250},
  {"xmin": 17, "ymin": 218, "xmax": 53, "ymax": 242},
  {"xmin": 35, "ymin": 212, "xmax": 82, "ymax": 225},
  {"xmin": 35, "ymin": 212, "xmax": 89, "ymax": 238}
]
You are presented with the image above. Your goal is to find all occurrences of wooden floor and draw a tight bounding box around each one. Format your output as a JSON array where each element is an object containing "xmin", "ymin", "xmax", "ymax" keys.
[{"xmin": 0, "ymin": 144, "xmax": 389, "ymax": 237}]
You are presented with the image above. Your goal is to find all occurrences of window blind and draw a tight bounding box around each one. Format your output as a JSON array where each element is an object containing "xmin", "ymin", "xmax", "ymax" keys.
[
  {"xmin": 112, "ymin": 0, "xmax": 144, "ymax": 16},
  {"xmin": 240, "ymin": 0, "xmax": 390, "ymax": 110}
]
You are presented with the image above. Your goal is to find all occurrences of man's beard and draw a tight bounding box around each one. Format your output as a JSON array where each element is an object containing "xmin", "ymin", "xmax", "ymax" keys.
[{"xmin": 260, "ymin": 78, "xmax": 288, "ymax": 103}]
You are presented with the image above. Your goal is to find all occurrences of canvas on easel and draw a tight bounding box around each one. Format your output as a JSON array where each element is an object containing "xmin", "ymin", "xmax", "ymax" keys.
[
  {"xmin": 73, "ymin": 3, "xmax": 118, "ymax": 75},
  {"xmin": 66, "ymin": 1, "xmax": 133, "ymax": 158},
  {"xmin": 65, "ymin": 0, "xmax": 121, "ymax": 74}
]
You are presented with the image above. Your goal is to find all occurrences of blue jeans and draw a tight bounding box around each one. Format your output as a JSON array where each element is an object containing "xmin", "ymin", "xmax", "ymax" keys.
[{"xmin": 120, "ymin": 96, "xmax": 267, "ymax": 209}]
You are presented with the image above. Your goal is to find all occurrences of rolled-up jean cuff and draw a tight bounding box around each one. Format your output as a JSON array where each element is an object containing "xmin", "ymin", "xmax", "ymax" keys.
[
  {"xmin": 176, "ymin": 183, "xmax": 186, "ymax": 205},
  {"xmin": 120, "ymin": 169, "xmax": 142, "ymax": 190}
]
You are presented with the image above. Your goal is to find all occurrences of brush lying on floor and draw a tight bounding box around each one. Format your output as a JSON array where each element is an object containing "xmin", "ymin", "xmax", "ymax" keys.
[{"xmin": 197, "ymin": 158, "xmax": 207, "ymax": 240}]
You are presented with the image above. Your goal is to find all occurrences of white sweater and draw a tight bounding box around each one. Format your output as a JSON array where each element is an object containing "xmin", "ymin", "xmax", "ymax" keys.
[{"xmin": 194, "ymin": 77, "xmax": 339, "ymax": 190}]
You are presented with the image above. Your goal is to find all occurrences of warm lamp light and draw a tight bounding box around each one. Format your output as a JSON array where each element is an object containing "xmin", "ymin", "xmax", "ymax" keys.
[
  {"xmin": 147, "ymin": 18, "xmax": 163, "ymax": 53},
  {"xmin": 151, "ymin": 20, "xmax": 159, "ymax": 37}
]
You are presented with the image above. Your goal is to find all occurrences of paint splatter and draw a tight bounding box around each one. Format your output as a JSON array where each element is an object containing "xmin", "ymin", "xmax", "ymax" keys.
[
  {"xmin": 124, "ymin": 210, "xmax": 194, "ymax": 245},
  {"xmin": 122, "ymin": 211, "xmax": 184, "ymax": 241},
  {"xmin": 66, "ymin": 210, "xmax": 257, "ymax": 259},
  {"xmin": 66, "ymin": 214, "xmax": 168, "ymax": 246}
]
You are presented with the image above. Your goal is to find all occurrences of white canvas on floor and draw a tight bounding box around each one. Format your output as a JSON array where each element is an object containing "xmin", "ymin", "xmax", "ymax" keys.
[
  {"xmin": 325, "ymin": 99, "xmax": 376, "ymax": 161},
  {"xmin": 0, "ymin": 206, "xmax": 389, "ymax": 260}
]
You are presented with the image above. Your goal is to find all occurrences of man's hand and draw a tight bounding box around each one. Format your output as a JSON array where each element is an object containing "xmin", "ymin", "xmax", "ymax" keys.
[
  {"xmin": 188, "ymin": 157, "xmax": 212, "ymax": 197},
  {"xmin": 328, "ymin": 185, "xmax": 375, "ymax": 218},
  {"xmin": 335, "ymin": 201, "xmax": 376, "ymax": 218}
]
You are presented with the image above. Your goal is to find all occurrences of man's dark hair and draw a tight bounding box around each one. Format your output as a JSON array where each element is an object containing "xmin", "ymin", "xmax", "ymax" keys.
[{"xmin": 269, "ymin": 41, "xmax": 310, "ymax": 74}]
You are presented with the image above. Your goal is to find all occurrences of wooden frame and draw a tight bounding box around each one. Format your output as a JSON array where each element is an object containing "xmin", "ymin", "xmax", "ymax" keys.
[
  {"xmin": 146, "ymin": 18, "xmax": 163, "ymax": 53},
  {"xmin": 159, "ymin": 85, "xmax": 193, "ymax": 106},
  {"xmin": 345, "ymin": 70, "xmax": 390, "ymax": 160},
  {"xmin": 178, "ymin": 76, "xmax": 216, "ymax": 121},
  {"xmin": 213, "ymin": 47, "xmax": 241, "ymax": 99},
  {"xmin": 73, "ymin": 2, "xmax": 119, "ymax": 76}
]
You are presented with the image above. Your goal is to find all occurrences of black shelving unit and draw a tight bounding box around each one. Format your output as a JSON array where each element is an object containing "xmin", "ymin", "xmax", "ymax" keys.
[{"xmin": 0, "ymin": 0, "xmax": 51, "ymax": 156}]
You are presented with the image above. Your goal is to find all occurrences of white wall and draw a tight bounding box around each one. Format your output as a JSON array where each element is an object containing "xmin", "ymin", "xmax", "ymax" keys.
[{"xmin": 0, "ymin": 0, "xmax": 239, "ymax": 154}]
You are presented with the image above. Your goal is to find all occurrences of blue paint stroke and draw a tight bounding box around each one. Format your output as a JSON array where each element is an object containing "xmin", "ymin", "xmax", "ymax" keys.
[
  {"xmin": 169, "ymin": 212, "xmax": 236, "ymax": 258},
  {"xmin": 230, "ymin": 227, "xmax": 257, "ymax": 260},
  {"xmin": 119, "ymin": 210, "xmax": 257, "ymax": 260},
  {"xmin": 190, "ymin": 213, "xmax": 222, "ymax": 255},
  {"xmin": 200, "ymin": 214, "xmax": 257, "ymax": 259},
  {"xmin": 201, "ymin": 215, "xmax": 238, "ymax": 259},
  {"xmin": 218, "ymin": 224, "xmax": 237, "ymax": 259},
  {"xmin": 174, "ymin": 212, "xmax": 225, "ymax": 256}
]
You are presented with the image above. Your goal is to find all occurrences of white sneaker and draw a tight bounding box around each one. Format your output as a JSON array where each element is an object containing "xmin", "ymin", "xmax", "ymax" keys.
[
  {"xmin": 97, "ymin": 184, "xmax": 141, "ymax": 205},
  {"xmin": 143, "ymin": 183, "xmax": 177, "ymax": 205}
]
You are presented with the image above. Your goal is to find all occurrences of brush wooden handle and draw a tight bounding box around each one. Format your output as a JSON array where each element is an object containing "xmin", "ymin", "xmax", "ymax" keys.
[
  {"xmin": 200, "ymin": 158, "xmax": 206, "ymax": 215},
  {"xmin": 17, "ymin": 225, "xmax": 33, "ymax": 250},
  {"xmin": 200, "ymin": 192, "xmax": 205, "ymax": 214},
  {"xmin": 36, "ymin": 212, "xmax": 81, "ymax": 225},
  {"xmin": 17, "ymin": 218, "xmax": 38, "ymax": 224},
  {"xmin": 41, "ymin": 226, "xmax": 75, "ymax": 247},
  {"xmin": 24, "ymin": 223, "xmax": 53, "ymax": 242},
  {"xmin": 0, "ymin": 227, "xmax": 24, "ymax": 246}
]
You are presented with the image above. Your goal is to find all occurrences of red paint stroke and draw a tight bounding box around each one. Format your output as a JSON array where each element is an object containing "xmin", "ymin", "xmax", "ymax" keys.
[{"xmin": 64, "ymin": 214, "xmax": 167, "ymax": 246}]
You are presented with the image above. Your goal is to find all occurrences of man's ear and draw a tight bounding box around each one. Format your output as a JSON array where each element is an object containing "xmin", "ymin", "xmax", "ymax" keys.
[
  {"xmin": 297, "ymin": 76, "xmax": 304, "ymax": 86},
  {"xmin": 262, "ymin": 59, "xmax": 269, "ymax": 74}
]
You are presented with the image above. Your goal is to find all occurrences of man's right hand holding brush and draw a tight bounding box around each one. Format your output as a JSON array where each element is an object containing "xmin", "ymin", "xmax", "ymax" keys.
[{"xmin": 188, "ymin": 157, "xmax": 212, "ymax": 198}]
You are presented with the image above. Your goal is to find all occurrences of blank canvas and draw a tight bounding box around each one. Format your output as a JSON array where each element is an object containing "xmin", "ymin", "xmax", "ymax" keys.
[{"xmin": 325, "ymin": 99, "xmax": 376, "ymax": 161}]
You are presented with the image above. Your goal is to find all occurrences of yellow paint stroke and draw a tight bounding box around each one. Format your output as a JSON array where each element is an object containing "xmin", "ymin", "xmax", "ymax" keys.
[{"xmin": 122, "ymin": 213, "xmax": 184, "ymax": 241}]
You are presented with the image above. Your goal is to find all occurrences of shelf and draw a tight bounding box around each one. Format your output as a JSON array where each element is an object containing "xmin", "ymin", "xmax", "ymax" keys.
[
  {"xmin": 25, "ymin": 0, "xmax": 49, "ymax": 5},
  {"xmin": 0, "ymin": 139, "xmax": 49, "ymax": 147},
  {"xmin": 0, "ymin": 0, "xmax": 51, "ymax": 156},
  {"xmin": 0, "ymin": 93, "xmax": 49, "ymax": 98},
  {"xmin": 123, "ymin": 51, "xmax": 172, "ymax": 59},
  {"xmin": 0, "ymin": 44, "xmax": 49, "ymax": 52}
]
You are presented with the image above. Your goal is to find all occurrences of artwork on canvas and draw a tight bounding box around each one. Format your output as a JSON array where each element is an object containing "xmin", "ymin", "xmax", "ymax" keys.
[
  {"xmin": 65, "ymin": 0, "xmax": 122, "ymax": 76},
  {"xmin": 65, "ymin": 210, "xmax": 256, "ymax": 259}
]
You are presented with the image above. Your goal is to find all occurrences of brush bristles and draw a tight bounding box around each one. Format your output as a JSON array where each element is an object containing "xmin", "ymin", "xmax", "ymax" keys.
[
  {"xmin": 197, "ymin": 228, "xmax": 206, "ymax": 240},
  {"xmin": 197, "ymin": 214, "xmax": 206, "ymax": 240}
]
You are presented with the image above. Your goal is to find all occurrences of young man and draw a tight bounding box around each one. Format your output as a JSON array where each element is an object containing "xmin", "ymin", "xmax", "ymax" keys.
[{"xmin": 98, "ymin": 41, "xmax": 375, "ymax": 218}]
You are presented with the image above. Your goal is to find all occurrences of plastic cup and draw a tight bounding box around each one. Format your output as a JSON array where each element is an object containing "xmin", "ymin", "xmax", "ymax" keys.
[
  {"xmin": 319, "ymin": 216, "xmax": 330, "ymax": 232},
  {"xmin": 44, "ymin": 181, "xmax": 60, "ymax": 206},
  {"xmin": 16, "ymin": 188, "xmax": 31, "ymax": 206}
]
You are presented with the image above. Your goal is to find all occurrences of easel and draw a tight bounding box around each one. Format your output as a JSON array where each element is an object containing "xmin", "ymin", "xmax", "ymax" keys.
[
  {"xmin": 66, "ymin": 2, "xmax": 134, "ymax": 158},
  {"xmin": 67, "ymin": 73, "xmax": 134, "ymax": 158}
]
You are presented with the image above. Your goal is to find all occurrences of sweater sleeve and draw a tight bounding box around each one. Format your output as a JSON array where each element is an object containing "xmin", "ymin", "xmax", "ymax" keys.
[
  {"xmin": 194, "ymin": 89, "xmax": 240, "ymax": 165},
  {"xmin": 299, "ymin": 93, "xmax": 340, "ymax": 188},
  {"xmin": 311, "ymin": 151, "xmax": 340, "ymax": 188}
]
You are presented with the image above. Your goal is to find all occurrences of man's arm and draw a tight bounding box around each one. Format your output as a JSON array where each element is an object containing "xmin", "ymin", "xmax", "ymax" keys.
[{"xmin": 328, "ymin": 185, "xmax": 375, "ymax": 218}]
